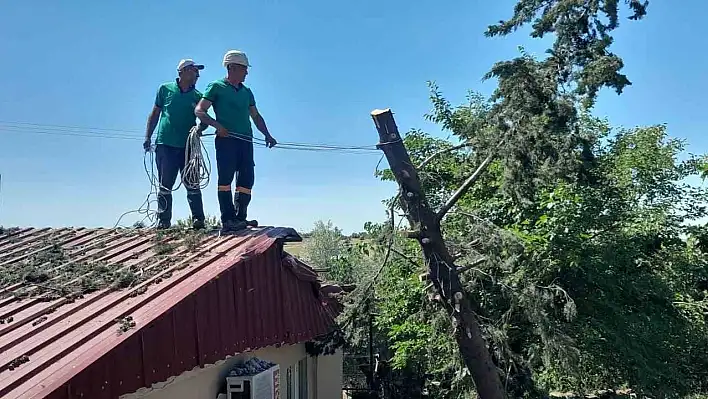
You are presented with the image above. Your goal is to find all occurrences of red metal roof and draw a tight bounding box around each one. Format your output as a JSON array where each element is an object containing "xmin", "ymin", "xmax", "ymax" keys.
[{"xmin": 0, "ymin": 226, "xmax": 339, "ymax": 399}]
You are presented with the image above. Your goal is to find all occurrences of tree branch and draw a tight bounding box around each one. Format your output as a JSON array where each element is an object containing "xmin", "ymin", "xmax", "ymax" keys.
[
  {"xmin": 366, "ymin": 195, "xmax": 397, "ymax": 288},
  {"xmin": 418, "ymin": 141, "xmax": 472, "ymax": 170},
  {"xmin": 391, "ymin": 247, "xmax": 421, "ymax": 268},
  {"xmin": 437, "ymin": 152, "xmax": 495, "ymax": 222},
  {"xmin": 455, "ymin": 257, "xmax": 487, "ymax": 275}
]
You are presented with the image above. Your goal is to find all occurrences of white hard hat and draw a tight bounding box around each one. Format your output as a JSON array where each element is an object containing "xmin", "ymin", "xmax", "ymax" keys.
[
  {"xmin": 223, "ymin": 50, "xmax": 250, "ymax": 68},
  {"xmin": 177, "ymin": 59, "xmax": 204, "ymax": 72}
]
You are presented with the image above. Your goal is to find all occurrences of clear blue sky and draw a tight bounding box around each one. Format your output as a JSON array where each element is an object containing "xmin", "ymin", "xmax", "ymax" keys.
[{"xmin": 0, "ymin": 0, "xmax": 706, "ymax": 234}]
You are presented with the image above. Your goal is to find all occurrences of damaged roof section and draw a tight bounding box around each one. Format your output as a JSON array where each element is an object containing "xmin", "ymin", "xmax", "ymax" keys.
[{"xmin": 0, "ymin": 226, "xmax": 340, "ymax": 399}]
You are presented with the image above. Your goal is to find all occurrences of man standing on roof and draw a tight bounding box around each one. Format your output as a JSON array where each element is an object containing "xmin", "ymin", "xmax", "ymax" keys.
[
  {"xmin": 144, "ymin": 59, "xmax": 208, "ymax": 230},
  {"xmin": 195, "ymin": 50, "xmax": 277, "ymax": 233}
]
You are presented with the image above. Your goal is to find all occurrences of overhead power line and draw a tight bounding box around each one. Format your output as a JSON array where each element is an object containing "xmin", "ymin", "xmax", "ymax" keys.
[
  {"xmin": 0, "ymin": 121, "xmax": 382, "ymax": 154},
  {"xmin": 0, "ymin": 120, "xmax": 395, "ymax": 228},
  {"xmin": 0, "ymin": 126, "xmax": 140, "ymax": 141},
  {"xmin": 0, "ymin": 120, "xmax": 143, "ymax": 134}
]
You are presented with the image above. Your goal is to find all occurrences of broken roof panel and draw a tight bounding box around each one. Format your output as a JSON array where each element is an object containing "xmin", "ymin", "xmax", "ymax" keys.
[{"xmin": 0, "ymin": 226, "xmax": 337, "ymax": 399}]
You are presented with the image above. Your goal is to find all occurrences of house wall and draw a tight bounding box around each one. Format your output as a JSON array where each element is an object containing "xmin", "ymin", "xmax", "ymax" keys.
[
  {"xmin": 314, "ymin": 349, "xmax": 343, "ymax": 399},
  {"xmin": 119, "ymin": 343, "xmax": 343, "ymax": 399}
]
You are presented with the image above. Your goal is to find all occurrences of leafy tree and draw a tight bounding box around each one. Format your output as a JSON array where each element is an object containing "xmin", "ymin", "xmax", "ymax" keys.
[
  {"xmin": 301, "ymin": 220, "xmax": 352, "ymax": 282},
  {"xmin": 327, "ymin": 1, "xmax": 708, "ymax": 398},
  {"xmin": 486, "ymin": 0, "xmax": 648, "ymax": 108},
  {"xmin": 371, "ymin": 1, "xmax": 656, "ymax": 396},
  {"xmin": 355, "ymin": 92, "xmax": 708, "ymax": 397}
]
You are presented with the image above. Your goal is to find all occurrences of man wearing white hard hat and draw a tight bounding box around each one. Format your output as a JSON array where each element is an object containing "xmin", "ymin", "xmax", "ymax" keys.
[
  {"xmin": 144, "ymin": 58, "xmax": 208, "ymax": 230},
  {"xmin": 195, "ymin": 50, "xmax": 277, "ymax": 233}
]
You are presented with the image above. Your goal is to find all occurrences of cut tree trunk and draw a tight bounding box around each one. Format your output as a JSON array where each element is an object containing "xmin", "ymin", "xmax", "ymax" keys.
[{"xmin": 371, "ymin": 108, "xmax": 504, "ymax": 399}]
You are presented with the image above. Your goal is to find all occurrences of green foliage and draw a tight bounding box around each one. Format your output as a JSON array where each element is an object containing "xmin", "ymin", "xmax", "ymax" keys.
[
  {"xmin": 174, "ymin": 215, "xmax": 220, "ymax": 230},
  {"xmin": 488, "ymin": 123, "xmax": 708, "ymax": 394},
  {"xmin": 374, "ymin": 236, "xmax": 477, "ymax": 398},
  {"xmin": 332, "ymin": 90, "xmax": 708, "ymax": 397},
  {"xmin": 331, "ymin": 1, "xmax": 708, "ymax": 398},
  {"xmin": 301, "ymin": 220, "xmax": 387, "ymax": 286},
  {"xmin": 447, "ymin": 0, "xmax": 648, "ymax": 207},
  {"xmin": 363, "ymin": 91, "xmax": 708, "ymax": 397},
  {"xmin": 302, "ymin": 220, "xmax": 350, "ymax": 282},
  {"xmin": 486, "ymin": 0, "xmax": 648, "ymax": 106}
]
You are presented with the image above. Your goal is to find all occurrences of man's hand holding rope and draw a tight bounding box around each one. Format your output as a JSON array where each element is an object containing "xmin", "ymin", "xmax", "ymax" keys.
[{"xmin": 264, "ymin": 134, "xmax": 277, "ymax": 148}]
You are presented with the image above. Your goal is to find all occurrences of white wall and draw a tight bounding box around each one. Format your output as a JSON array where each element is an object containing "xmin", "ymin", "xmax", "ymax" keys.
[
  {"xmin": 315, "ymin": 349, "xmax": 343, "ymax": 399},
  {"xmin": 119, "ymin": 344, "xmax": 342, "ymax": 399}
]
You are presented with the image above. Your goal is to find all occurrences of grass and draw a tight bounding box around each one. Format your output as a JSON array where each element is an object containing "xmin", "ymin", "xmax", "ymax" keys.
[
  {"xmin": 284, "ymin": 240, "xmax": 307, "ymax": 257},
  {"xmin": 284, "ymin": 236, "xmax": 368, "ymax": 259}
]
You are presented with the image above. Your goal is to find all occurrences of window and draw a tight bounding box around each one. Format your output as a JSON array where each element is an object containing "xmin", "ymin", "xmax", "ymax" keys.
[
  {"xmin": 298, "ymin": 358, "xmax": 308, "ymax": 399},
  {"xmin": 285, "ymin": 357, "xmax": 309, "ymax": 399}
]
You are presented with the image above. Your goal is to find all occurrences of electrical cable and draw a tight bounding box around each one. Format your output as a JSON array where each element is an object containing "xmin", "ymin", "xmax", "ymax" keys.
[
  {"xmin": 0, "ymin": 126, "xmax": 141, "ymax": 141},
  {"xmin": 113, "ymin": 126, "xmax": 212, "ymax": 228},
  {"xmin": 0, "ymin": 120, "xmax": 144, "ymax": 134},
  {"xmin": 113, "ymin": 148, "xmax": 160, "ymax": 228},
  {"xmin": 0, "ymin": 120, "xmax": 401, "ymax": 227},
  {"xmin": 0, "ymin": 121, "xmax": 384, "ymax": 153},
  {"xmin": 200, "ymin": 131, "xmax": 382, "ymax": 155},
  {"xmin": 182, "ymin": 126, "xmax": 211, "ymax": 190}
]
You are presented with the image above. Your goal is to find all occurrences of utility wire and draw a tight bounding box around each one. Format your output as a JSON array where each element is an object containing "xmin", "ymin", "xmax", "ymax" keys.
[
  {"xmin": 0, "ymin": 126, "xmax": 381, "ymax": 155},
  {"xmin": 0, "ymin": 121, "xmax": 383, "ymax": 153},
  {"xmin": 0, "ymin": 120, "xmax": 382, "ymax": 150},
  {"xmin": 0, "ymin": 120, "xmax": 144, "ymax": 133},
  {"xmin": 0, "ymin": 120, "xmax": 397, "ymax": 227},
  {"xmin": 113, "ymin": 149, "xmax": 161, "ymax": 228},
  {"xmin": 0, "ymin": 126, "xmax": 141, "ymax": 141}
]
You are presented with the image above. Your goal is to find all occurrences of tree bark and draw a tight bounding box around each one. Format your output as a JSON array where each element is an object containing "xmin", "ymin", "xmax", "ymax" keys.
[{"xmin": 371, "ymin": 108, "xmax": 505, "ymax": 399}]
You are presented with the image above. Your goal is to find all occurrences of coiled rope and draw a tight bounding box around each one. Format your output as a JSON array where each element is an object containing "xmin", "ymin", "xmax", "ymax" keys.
[
  {"xmin": 112, "ymin": 127, "xmax": 401, "ymax": 228},
  {"xmin": 182, "ymin": 126, "xmax": 211, "ymax": 190},
  {"xmin": 113, "ymin": 126, "xmax": 210, "ymax": 228},
  {"xmin": 113, "ymin": 149, "xmax": 160, "ymax": 228}
]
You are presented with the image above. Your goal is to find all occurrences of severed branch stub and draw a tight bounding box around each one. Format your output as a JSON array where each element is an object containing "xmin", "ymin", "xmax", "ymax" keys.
[{"xmin": 370, "ymin": 108, "xmax": 505, "ymax": 399}]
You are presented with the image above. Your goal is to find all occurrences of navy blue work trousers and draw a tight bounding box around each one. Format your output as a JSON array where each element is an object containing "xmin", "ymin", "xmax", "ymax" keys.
[
  {"xmin": 215, "ymin": 137, "xmax": 255, "ymax": 223},
  {"xmin": 155, "ymin": 144, "xmax": 205, "ymax": 223}
]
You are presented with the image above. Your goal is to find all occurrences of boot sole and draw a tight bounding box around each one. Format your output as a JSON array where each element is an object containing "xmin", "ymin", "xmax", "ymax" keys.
[{"xmin": 219, "ymin": 221, "xmax": 249, "ymax": 235}]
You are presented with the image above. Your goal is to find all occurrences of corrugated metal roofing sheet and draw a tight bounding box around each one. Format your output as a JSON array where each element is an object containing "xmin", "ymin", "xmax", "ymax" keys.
[{"xmin": 0, "ymin": 226, "xmax": 338, "ymax": 399}]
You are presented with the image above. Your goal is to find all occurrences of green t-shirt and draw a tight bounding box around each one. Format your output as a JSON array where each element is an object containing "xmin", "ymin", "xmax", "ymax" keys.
[
  {"xmin": 202, "ymin": 79, "xmax": 256, "ymax": 138},
  {"xmin": 154, "ymin": 81, "xmax": 202, "ymax": 148}
]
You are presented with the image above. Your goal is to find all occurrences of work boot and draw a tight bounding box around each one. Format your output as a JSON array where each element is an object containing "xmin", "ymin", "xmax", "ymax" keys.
[
  {"xmin": 156, "ymin": 192, "xmax": 173, "ymax": 227},
  {"xmin": 220, "ymin": 219, "xmax": 247, "ymax": 234},
  {"xmin": 156, "ymin": 220, "xmax": 171, "ymax": 230},
  {"xmin": 218, "ymin": 191, "xmax": 237, "ymax": 225},
  {"xmin": 192, "ymin": 219, "xmax": 206, "ymax": 230},
  {"xmin": 187, "ymin": 189, "xmax": 205, "ymax": 225},
  {"xmin": 235, "ymin": 191, "xmax": 252, "ymax": 222}
]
